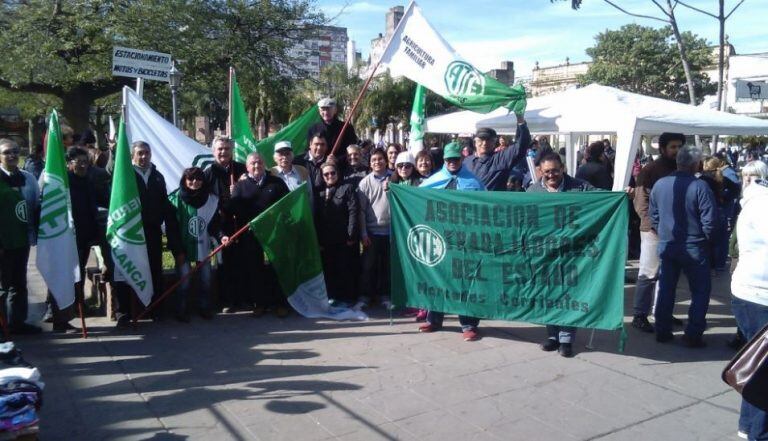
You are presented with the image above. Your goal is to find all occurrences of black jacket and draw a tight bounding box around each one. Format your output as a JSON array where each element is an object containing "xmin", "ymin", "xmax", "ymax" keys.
[
  {"xmin": 307, "ymin": 118, "xmax": 358, "ymax": 156},
  {"xmin": 227, "ymin": 172, "xmax": 290, "ymax": 226},
  {"xmin": 204, "ymin": 160, "xmax": 247, "ymax": 201},
  {"xmin": 294, "ymin": 153, "xmax": 327, "ymax": 193},
  {"xmin": 68, "ymin": 171, "xmax": 102, "ymax": 249},
  {"xmin": 134, "ymin": 165, "xmax": 182, "ymax": 255},
  {"xmin": 576, "ymin": 161, "xmax": 613, "ymax": 190},
  {"xmin": 314, "ymin": 183, "xmax": 359, "ymax": 246}
]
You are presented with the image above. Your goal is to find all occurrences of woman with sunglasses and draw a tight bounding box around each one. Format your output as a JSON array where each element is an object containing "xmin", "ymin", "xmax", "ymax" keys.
[
  {"xmin": 314, "ymin": 162, "xmax": 359, "ymax": 308},
  {"xmin": 390, "ymin": 152, "xmax": 420, "ymax": 186},
  {"xmin": 168, "ymin": 167, "xmax": 221, "ymax": 322}
]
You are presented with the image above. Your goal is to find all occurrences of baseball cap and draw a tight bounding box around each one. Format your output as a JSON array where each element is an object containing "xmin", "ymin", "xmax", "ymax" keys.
[
  {"xmin": 274, "ymin": 140, "xmax": 292, "ymax": 153},
  {"xmin": 395, "ymin": 152, "xmax": 414, "ymax": 166},
  {"xmin": 317, "ymin": 97, "xmax": 336, "ymax": 108},
  {"xmin": 443, "ymin": 142, "xmax": 462, "ymax": 160},
  {"xmin": 475, "ymin": 127, "xmax": 497, "ymax": 139}
]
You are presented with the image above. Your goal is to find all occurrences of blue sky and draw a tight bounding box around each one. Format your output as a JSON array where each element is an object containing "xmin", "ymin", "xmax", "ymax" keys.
[{"xmin": 317, "ymin": 0, "xmax": 766, "ymax": 78}]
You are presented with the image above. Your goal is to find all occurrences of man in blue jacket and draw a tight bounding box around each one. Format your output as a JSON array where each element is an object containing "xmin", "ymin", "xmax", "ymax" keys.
[
  {"xmin": 419, "ymin": 142, "xmax": 484, "ymax": 341},
  {"xmin": 464, "ymin": 114, "xmax": 530, "ymax": 191},
  {"xmin": 649, "ymin": 145, "xmax": 716, "ymax": 347}
]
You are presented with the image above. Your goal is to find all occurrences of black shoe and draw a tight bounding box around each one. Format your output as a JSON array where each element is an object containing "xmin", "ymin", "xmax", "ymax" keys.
[
  {"xmin": 9, "ymin": 324, "xmax": 42, "ymax": 335},
  {"xmin": 540, "ymin": 338, "xmax": 560, "ymax": 352},
  {"xmin": 199, "ymin": 310, "xmax": 214, "ymax": 320},
  {"xmin": 656, "ymin": 332, "xmax": 674, "ymax": 343},
  {"xmin": 559, "ymin": 343, "xmax": 574, "ymax": 358},
  {"xmin": 632, "ymin": 315, "xmax": 655, "ymax": 333},
  {"xmin": 671, "ymin": 316, "xmax": 684, "ymax": 326},
  {"xmin": 726, "ymin": 333, "xmax": 746, "ymax": 350},
  {"xmin": 681, "ymin": 334, "xmax": 706, "ymax": 348},
  {"xmin": 52, "ymin": 323, "xmax": 78, "ymax": 333},
  {"xmin": 222, "ymin": 306, "xmax": 237, "ymax": 314},
  {"xmin": 115, "ymin": 316, "xmax": 132, "ymax": 329},
  {"xmin": 174, "ymin": 314, "xmax": 190, "ymax": 323}
]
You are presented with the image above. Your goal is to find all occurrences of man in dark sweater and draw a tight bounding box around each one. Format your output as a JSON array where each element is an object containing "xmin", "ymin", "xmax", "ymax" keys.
[
  {"xmin": 307, "ymin": 97, "xmax": 358, "ymax": 159},
  {"xmin": 225, "ymin": 152, "xmax": 290, "ymax": 317},
  {"xmin": 631, "ymin": 132, "xmax": 682, "ymax": 333},
  {"xmin": 649, "ymin": 145, "xmax": 715, "ymax": 347},
  {"xmin": 463, "ymin": 116, "xmax": 530, "ymax": 191},
  {"xmin": 204, "ymin": 136, "xmax": 247, "ymax": 313},
  {"xmin": 114, "ymin": 141, "xmax": 183, "ymax": 326},
  {"xmin": 575, "ymin": 141, "xmax": 612, "ymax": 190}
]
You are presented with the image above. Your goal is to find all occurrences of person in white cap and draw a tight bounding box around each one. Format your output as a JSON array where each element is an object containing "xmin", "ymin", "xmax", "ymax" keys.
[
  {"xmin": 271, "ymin": 140, "xmax": 309, "ymax": 191},
  {"xmin": 306, "ymin": 97, "xmax": 358, "ymax": 158},
  {"xmin": 390, "ymin": 151, "xmax": 420, "ymax": 186}
]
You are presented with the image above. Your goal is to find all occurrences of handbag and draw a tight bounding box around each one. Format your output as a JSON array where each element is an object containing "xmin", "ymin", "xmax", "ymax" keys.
[{"xmin": 722, "ymin": 321, "xmax": 768, "ymax": 411}]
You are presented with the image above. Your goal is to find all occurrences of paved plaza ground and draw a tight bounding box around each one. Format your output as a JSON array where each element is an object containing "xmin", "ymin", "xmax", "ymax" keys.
[{"xmin": 17, "ymin": 253, "xmax": 745, "ymax": 441}]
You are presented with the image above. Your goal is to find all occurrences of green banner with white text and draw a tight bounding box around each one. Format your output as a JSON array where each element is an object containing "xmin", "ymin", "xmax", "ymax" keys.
[{"xmin": 389, "ymin": 185, "xmax": 628, "ymax": 331}]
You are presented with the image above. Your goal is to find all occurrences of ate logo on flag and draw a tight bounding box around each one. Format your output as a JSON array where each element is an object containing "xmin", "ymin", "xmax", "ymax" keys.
[
  {"xmin": 110, "ymin": 198, "xmax": 146, "ymax": 245},
  {"xmin": 407, "ymin": 225, "xmax": 446, "ymax": 267},
  {"xmin": 444, "ymin": 61, "xmax": 485, "ymax": 98},
  {"xmin": 188, "ymin": 216, "xmax": 206, "ymax": 238},
  {"xmin": 14, "ymin": 200, "xmax": 27, "ymax": 223},
  {"xmin": 37, "ymin": 175, "xmax": 69, "ymax": 239}
]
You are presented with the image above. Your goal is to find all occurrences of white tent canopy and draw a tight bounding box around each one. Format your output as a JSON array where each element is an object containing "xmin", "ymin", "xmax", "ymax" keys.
[{"xmin": 425, "ymin": 84, "xmax": 768, "ymax": 190}]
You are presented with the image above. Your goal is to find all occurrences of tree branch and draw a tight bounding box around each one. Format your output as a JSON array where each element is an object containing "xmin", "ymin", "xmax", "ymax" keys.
[
  {"xmin": 602, "ymin": 0, "xmax": 668, "ymax": 22},
  {"xmin": 0, "ymin": 77, "xmax": 63, "ymax": 96},
  {"xmin": 677, "ymin": 0, "xmax": 717, "ymax": 18},
  {"xmin": 650, "ymin": 0, "xmax": 673, "ymax": 19},
  {"xmin": 726, "ymin": 0, "xmax": 746, "ymax": 19}
]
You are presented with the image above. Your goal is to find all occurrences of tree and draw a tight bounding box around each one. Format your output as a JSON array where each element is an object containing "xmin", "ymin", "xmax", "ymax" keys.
[
  {"xmin": 0, "ymin": 1, "xmax": 327, "ymax": 133},
  {"xmin": 580, "ymin": 24, "xmax": 715, "ymax": 103}
]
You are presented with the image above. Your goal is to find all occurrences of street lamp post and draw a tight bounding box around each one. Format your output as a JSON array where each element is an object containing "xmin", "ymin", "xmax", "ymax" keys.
[{"xmin": 168, "ymin": 62, "xmax": 182, "ymax": 128}]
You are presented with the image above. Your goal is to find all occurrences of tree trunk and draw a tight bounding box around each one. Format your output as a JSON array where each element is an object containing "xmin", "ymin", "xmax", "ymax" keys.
[
  {"xmin": 61, "ymin": 89, "xmax": 93, "ymax": 134},
  {"xmin": 666, "ymin": 1, "xmax": 701, "ymax": 147},
  {"xmin": 712, "ymin": 0, "xmax": 726, "ymax": 151}
]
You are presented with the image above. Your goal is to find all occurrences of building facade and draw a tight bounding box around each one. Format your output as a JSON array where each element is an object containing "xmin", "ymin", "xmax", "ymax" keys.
[
  {"xmin": 528, "ymin": 59, "xmax": 590, "ymax": 97},
  {"xmin": 287, "ymin": 25, "xmax": 349, "ymax": 79}
]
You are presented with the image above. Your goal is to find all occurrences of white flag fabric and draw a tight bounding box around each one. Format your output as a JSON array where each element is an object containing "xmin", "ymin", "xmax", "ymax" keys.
[
  {"xmin": 123, "ymin": 87, "xmax": 213, "ymax": 193},
  {"xmin": 36, "ymin": 110, "xmax": 80, "ymax": 309},
  {"xmin": 379, "ymin": 1, "xmax": 526, "ymax": 115}
]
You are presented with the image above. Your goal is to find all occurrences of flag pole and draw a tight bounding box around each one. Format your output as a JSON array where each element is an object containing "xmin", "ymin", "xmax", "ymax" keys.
[
  {"xmin": 228, "ymin": 67, "xmax": 236, "ymax": 188},
  {"xmin": 133, "ymin": 221, "xmax": 253, "ymax": 323},
  {"xmin": 328, "ymin": 3, "xmax": 411, "ymax": 157},
  {"xmin": 77, "ymin": 298, "xmax": 88, "ymax": 339}
]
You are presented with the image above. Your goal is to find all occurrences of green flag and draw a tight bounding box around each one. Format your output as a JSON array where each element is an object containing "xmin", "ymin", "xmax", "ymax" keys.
[
  {"xmin": 408, "ymin": 84, "xmax": 426, "ymax": 152},
  {"xmin": 230, "ymin": 70, "xmax": 259, "ymax": 163},
  {"xmin": 36, "ymin": 109, "xmax": 80, "ymax": 309},
  {"xmin": 389, "ymin": 185, "xmax": 628, "ymax": 331},
  {"xmin": 107, "ymin": 117, "xmax": 153, "ymax": 305},
  {"xmin": 248, "ymin": 184, "xmax": 365, "ymax": 320},
  {"xmin": 253, "ymin": 105, "xmax": 322, "ymax": 168},
  {"xmin": 379, "ymin": 2, "xmax": 526, "ymax": 115}
]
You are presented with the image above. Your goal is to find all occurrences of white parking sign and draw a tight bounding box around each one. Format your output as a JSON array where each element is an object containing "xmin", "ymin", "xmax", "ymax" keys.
[{"xmin": 112, "ymin": 46, "xmax": 172, "ymax": 82}]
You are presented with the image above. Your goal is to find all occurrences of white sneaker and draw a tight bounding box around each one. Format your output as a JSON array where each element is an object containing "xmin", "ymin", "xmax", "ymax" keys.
[
  {"xmin": 382, "ymin": 300, "xmax": 393, "ymax": 310},
  {"xmin": 352, "ymin": 301, "xmax": 367, "ymax": 311},
  {"xmin": 737, "ymin": 430, "xmax": 747, "ymax": 439}
]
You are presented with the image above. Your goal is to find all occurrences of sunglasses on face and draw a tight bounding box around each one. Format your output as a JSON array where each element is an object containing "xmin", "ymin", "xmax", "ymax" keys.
[
  {"xmin": 185, "ymin": 177, "xmax": 204, "ymax": 182},
  {"xmin": 1, "ymin": 148, "xmax": 20, "ymax": 156},
  {"xmin": 396, "ymin": 163, "xmax": 413, "ymax": 168}
]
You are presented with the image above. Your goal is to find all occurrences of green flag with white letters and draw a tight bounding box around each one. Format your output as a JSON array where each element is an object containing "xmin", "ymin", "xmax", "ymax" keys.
[
  {"xmin": 107, "ymin": 118, "xmax": 153, "ymax": 305},
  {"xmin": 230, "ymin": 70, "xmax": 259, "ymax": 163},
  {"xmin": 36, "ymin": 109, "xmax": 80, "ymax": 309}
]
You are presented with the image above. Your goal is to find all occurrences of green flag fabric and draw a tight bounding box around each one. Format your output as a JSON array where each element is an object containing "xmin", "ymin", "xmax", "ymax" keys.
[
  {"xmin": 36, "ymin": 109, "xmax": 80, "ymax": 309},
  {"xmin": 408, "ymin": 84, "xmax": 426, "ymax": 152},
  {"xmin": 253, "ymin": 105, "xmax": 322, "ymax": 168},
  {"xmin": 248, "ymin": 183, "xmax": 365, "ymax": 320},
  {"xmin": 230, "ymin": 71, "xmax": 259, "ymax": 163},
  {"xmin": 389, "ymin": 185, "xmax": 628, "ymax": 331},
  {"xmin": 107, "ymin": 118, "xmax": 154, "ymax": 305},
  {"xmin": 379, "ymin": 2, "xmax": 526, "ymax": 115}
]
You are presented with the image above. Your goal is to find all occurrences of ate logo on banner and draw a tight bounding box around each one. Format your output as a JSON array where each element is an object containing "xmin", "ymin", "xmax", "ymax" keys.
[
  {"xmin": 38, "ymin": 175, "xmax": 69, "ymax": 239},
  {"xmin": 109, "ymin": 198, "xmax": 146, "ymax": 245},
  {"xmin": 14, "ymin": 200, "xmax": 27, "ymax": 223},
  {"xmin": 444, "ymin": 61, "xmax": 485, "ymax": 97},
  {"xmin": 407, "ymin": 225, "xmax": 446, "ymax": 267},
  {"xmin": 188, "ymin": 216, "xmax": 206, "ymax": 238}
]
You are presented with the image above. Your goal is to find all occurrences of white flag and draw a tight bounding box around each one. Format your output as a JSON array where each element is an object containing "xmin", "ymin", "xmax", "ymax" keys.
[{"xmin": 36, "ymin": 110, "xmax": 80, "ymax": 309}]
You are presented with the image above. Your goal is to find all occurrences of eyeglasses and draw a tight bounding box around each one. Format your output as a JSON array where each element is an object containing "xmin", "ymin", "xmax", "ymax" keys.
[
  {"xmin": 322, "ymin": 171, "xmax": 337, "ymax": 177},
  {"xmin": 185, "ymin": 177, "xmax": 204, "ymax": 182},
  {"xmin": 541, "ymin": 169, "xmax": 562, "ymax": 176},
  {"xmin": 396, "ymin": 163, "xmax": 413, "ymax": 168},
  {"xmin": 0, "ymin": 149, "xmax": 20, "ymax": 156},
  {"xmin": 69, "ymin": 158, "xmax": 89, "ymax": 166}
]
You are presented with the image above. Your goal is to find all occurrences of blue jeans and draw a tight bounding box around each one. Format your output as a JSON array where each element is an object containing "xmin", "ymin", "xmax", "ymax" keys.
[
  {"xmin": 546, "ymin": 326, "xmax": 576, "ymax": 343},
  {"xmin": 426, "ymin": 311, "xmax": 479, "ymax": 332},
  {"xmin": 176, "ymin": 261, "xmax": 212, "ymax": 314},
  {"xmin": 731, "ymin": 296, "xmax": 768, "ymax": 440},
  {"xmin": 656, "ymin": 243, "xmax": 711, "ymax": 338}
]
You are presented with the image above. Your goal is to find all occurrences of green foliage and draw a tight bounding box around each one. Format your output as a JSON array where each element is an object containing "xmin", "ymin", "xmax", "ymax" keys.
[
  {"xmin": 0, "ymin": 0, "xmax": 326, "ymax": 132},
  {"xmin": 579, "ymin": 24, "xmax": 715, "ymax": 103}
]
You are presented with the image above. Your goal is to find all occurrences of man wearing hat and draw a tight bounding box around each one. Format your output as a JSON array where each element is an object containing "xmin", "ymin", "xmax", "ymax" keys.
[
  {"xmin": 307, "ymin": 97, "xmax": 358, "ymax": 157},
  {"xmin": 465, "ymin": 114, "xmax": 530, "ymax": 191},
  {"xmin": 271, "ymin": 140, "xmax": 309, "ymax": 191},
  {"xmin": 418, "ymin": 141, "xmax": 484, "ymax": 341}
]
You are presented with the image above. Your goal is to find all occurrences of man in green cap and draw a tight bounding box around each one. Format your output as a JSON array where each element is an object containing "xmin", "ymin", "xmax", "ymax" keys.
[{"xmin": 418, "ymin": 141, "xmax": 485, "ymax": 341}]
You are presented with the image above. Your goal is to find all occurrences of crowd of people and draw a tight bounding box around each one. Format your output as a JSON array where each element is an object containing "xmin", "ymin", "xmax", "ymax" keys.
[{"xmin": 1, "ymin": 96, "xmax": 767, "ymax": 439}]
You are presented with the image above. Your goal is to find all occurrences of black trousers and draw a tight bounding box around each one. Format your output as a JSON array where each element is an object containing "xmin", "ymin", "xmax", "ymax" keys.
[
  {"xmin": 321, "ymin": 243, "xmax": 357, "ymax": 304},
  {"xmin": 0, "ymin": 247, "xmax": 31, "ymax": 327}
]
